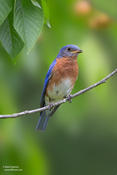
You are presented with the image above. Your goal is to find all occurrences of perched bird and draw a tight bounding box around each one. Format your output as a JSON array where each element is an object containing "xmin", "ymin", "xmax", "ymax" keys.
[{"xmin": 36, "ymin": 44, "xmax": 82, "ymax": 131}]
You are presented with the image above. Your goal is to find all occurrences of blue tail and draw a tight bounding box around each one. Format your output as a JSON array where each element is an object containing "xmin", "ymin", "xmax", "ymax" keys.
[
  {"xmin": 36, "ymin": 111, "xmax": 49, "ymax": 131},
  {"xmin": 36, "ymin": 105, "xmax": 60, "ymax": 131}
]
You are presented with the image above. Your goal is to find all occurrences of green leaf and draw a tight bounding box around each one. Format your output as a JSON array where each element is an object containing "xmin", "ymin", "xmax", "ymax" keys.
[
  {"xmin": 14, "ymin": 0, "xmax": 44, "ymax": 53},
  {"xmin": 31, "ymin": 0, "xmax": 41, "ymax": 8},
  {"xmin": 0, "ymin": 14, "xmax": 24, "ymax": 58},
  {"xmin": 0, "ymin": 0, "xmax": 13, "ymax": 25},
  {"xmin": 41, "ymin": 0, "xmax": 51, "ymax": 28}
]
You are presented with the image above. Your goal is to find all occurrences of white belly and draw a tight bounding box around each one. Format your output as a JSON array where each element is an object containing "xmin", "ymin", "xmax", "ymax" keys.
[{"xmin": 46, "ymin": 78, "xmax": 73, "ymax": 103}]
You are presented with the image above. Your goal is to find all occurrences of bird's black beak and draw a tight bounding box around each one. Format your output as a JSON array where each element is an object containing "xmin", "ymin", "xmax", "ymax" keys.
[
  {"xmin": 78, "ymin": 49, "xmax": 83, "ymax": 53},
  {"xmin": 72, "ymin": 49, "xmax": 83, "ymax": 54}
]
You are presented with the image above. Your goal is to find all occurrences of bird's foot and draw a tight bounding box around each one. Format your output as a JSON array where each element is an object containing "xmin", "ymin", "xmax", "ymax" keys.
[
  {"xmin": 66, "ymin": 95, "xmax": 72, "ymax": 103},
  {"xmin": 48, "ymin": 104, "xmax": 53, "ymax": 110}
]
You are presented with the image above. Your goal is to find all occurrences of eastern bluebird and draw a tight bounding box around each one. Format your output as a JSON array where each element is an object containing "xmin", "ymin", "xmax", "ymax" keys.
[{"xmin": 36, "ymin": 44, "xmax": 82, "ymax": 131}]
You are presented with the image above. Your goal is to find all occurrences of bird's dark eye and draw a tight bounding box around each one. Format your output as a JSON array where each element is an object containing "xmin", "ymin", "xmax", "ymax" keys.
[{"xmin": 67, "ymin": 47, "xmax": 71, "ymax": 51}]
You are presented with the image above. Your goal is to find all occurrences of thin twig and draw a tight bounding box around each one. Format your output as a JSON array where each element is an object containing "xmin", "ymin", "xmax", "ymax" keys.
[{"xmin": 0, "ymin": 68, "xmax": 117, "ymax": 119}]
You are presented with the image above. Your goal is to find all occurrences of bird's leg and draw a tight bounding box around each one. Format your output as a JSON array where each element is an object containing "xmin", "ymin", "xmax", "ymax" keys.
[
  {"xmin": 48, "ymin": 104, "xmax": 53, "ymax": 111},
  {"xmin": 48, "ymin": 97, "xmax": 54, "ymax": 110},
  {"xmin": 66, "ymin": 95, "xmax": 72, "ymax": 103}
]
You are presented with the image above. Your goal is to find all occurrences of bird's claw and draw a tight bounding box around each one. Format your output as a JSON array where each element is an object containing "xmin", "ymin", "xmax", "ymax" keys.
[
  {"xmin": 67, "ymin": 95, "xmax": 72, "ymax": 103},
  {"xmin": 48, "ymin": 104, "xmax": 53, "ymax": 110}
]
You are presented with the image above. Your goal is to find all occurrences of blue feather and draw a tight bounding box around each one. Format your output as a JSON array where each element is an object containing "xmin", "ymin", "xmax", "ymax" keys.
[
  {"xmin": 40, "ymin": 58, "xmax": 57, "ymax": 107},
  {"xmin": 36, "ymin": 111, "xmax": 49, "ymax": 130},
  {"xmin": 36, "ymin": 105, "xmax": 60, "ymax": 131},
  {"xmin": 36, "ymin": 59, "xmax": 57, "ymax": 131}
]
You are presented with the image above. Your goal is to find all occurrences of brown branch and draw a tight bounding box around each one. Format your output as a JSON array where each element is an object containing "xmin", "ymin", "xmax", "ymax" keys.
[{"xmin": 0, "ymin": 68, "xmax": 117, "ymax": 119}]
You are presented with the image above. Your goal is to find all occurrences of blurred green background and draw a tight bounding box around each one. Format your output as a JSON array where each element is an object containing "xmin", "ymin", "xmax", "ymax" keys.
[{"xmin": 0, "ymin": 0, "xmax": 117, "ymax": 175}]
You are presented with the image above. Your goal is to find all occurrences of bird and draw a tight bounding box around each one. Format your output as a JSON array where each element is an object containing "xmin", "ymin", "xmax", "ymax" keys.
[{"xmin": 36, "ymin": 44, "xmax": 82, "ymax": 131}]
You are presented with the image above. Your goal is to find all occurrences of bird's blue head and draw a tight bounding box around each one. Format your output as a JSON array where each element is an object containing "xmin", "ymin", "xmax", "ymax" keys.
[{"xmin": 57, "ymin": 44, "xmax": 82, "ymax": 58}]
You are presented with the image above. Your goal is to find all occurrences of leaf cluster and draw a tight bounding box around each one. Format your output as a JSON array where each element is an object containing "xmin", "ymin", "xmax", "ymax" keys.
[{"xmin": 0, "ymin": 0, "xmax": 48, "ymax": 58}]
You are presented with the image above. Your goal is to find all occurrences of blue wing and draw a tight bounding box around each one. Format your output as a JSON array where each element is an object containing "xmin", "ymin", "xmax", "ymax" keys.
[
  {"xmin": 40, "ymin": 58, "xmax": 57, "ymax": 107},
  {"xmin": 36, "ymin": 58, "xmax": 58, "ymax": 130}
]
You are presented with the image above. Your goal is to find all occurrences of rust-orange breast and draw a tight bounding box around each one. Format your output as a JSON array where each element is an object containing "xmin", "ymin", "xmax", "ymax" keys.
[{"xmin": 46, "ymin": 57, "xmax": 78, "ymax": 96}]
